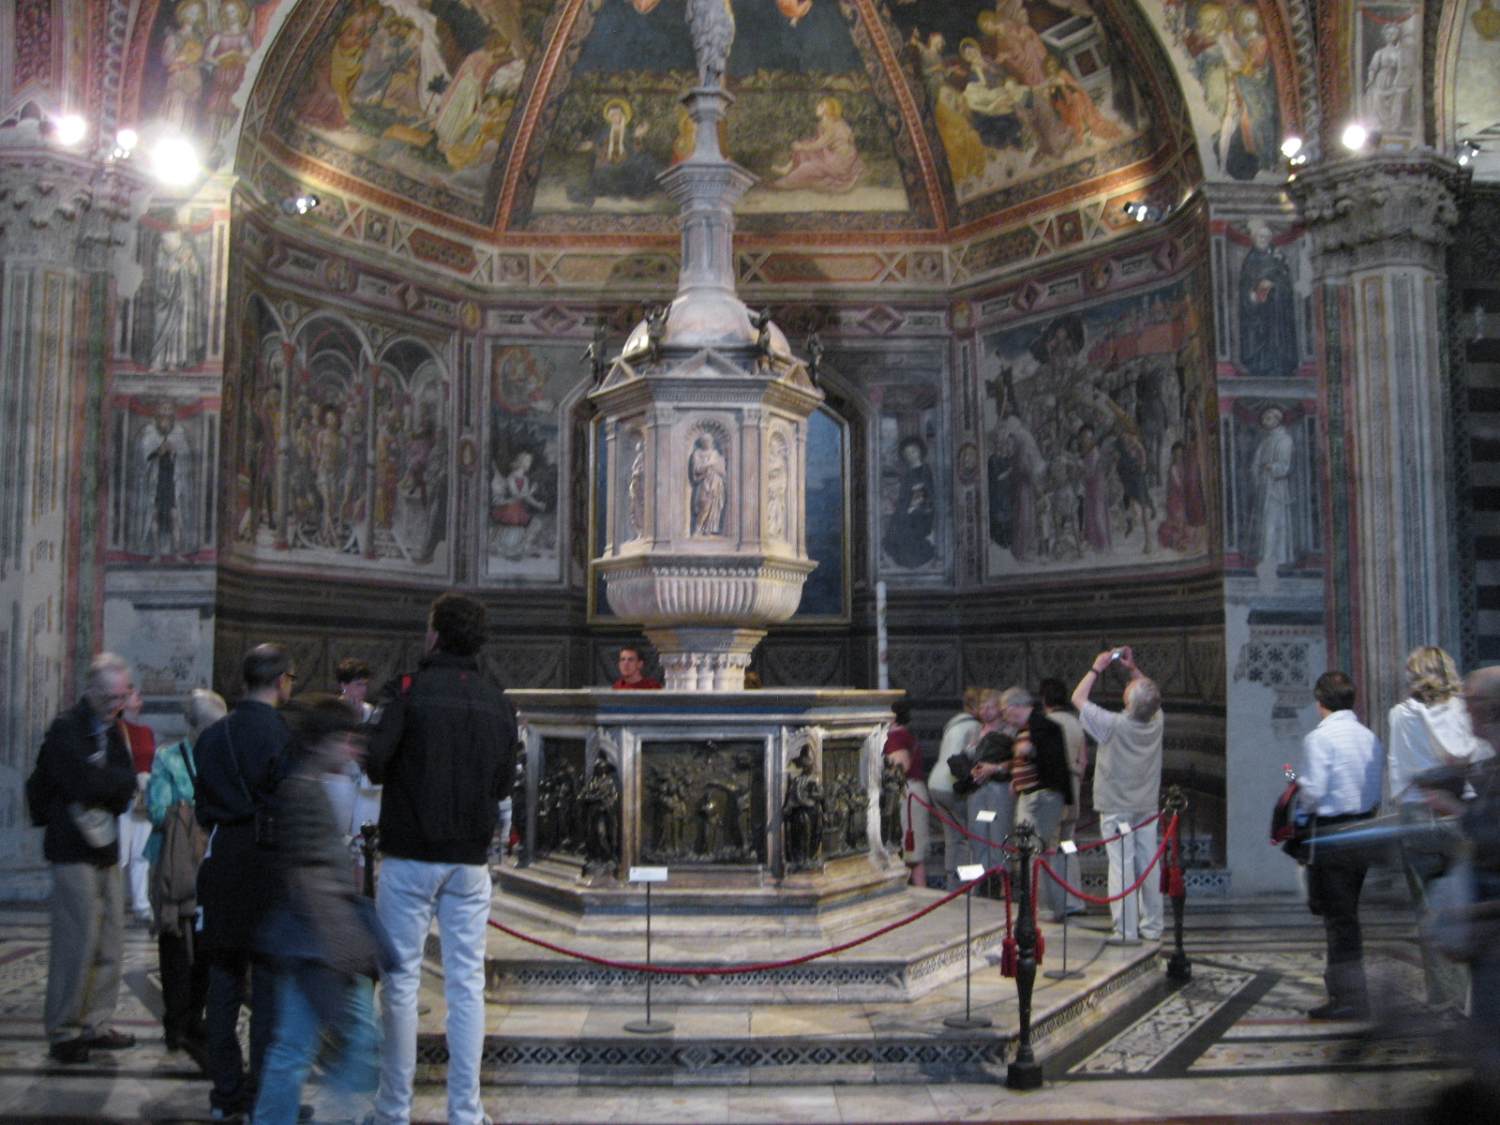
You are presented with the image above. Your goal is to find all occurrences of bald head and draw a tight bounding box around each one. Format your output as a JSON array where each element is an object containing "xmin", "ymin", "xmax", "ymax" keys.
[{"xmin": 1465, "ymin": 667, "xmax": 1500, "ymax": 748}]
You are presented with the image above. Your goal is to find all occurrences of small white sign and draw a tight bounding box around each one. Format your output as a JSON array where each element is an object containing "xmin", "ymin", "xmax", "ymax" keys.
[
  {"xmin": 629, "ymin": 866, "xmax": 669, "ymax": 883},
  {"xmin": 1119, "ymin": 822, "xmax": 1133, "ymax": 835},
  {"xmin": 1060, "ymin": 840, "xmax": 1078, "ymax": 855},
  {"xmin": 975, "ymin": 810, "xmax": 997, "ymax": 824},
  {"xmin": 956, "ymin": 864, "xmax": 987, "ymax": 882}
]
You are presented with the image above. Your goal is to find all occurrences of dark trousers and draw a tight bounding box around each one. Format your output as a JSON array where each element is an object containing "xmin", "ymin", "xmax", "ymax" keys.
[
  {"xmin": 204, "ymin": 950, "xmax": 274, "ymax": 1113},
  {"xmin": 157, "ymin": 929, "xmax": 208, "ymax": 1045},
  {"xmin": 1307, "ymin": 850, "xmax": 1369, "ymax": 1003}
]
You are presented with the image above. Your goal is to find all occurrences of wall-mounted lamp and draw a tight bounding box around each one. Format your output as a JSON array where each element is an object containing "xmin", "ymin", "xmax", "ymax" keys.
[
  {"xmin": 1458, "ymin": 139, "xmax": 1482, "ymax": 167},
  {"xmin": 1122, "ymin": 200, "xmax": 1171, "ymax": 223},
  {"xmin": 1280, "ymin": 135, "xmax": 1308, "ymax": 167},
  {"xmin": 109, "ymin": 127, "xmax": 138, "ymax": 162},
  {"xmin": 149, "ymin": 135, "xmax": 201, "ymax": 187},
  {"xmin": 1340, "ymin": 122, "xmax": 1376, "ymax": 153},
  {"xmin": 46, "ymin": 113, "xmax": 88, "ymax": 147},
  {"xmin": 280, "ymin": 194, "xmax": 321, "ymax": 216}
]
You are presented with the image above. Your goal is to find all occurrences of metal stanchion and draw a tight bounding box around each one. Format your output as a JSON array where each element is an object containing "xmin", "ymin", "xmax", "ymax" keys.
[
  {"xmin": 1007, "ymin": 822, "xmax": 1043, "ymax": 1090},
  {"xmin": 624, "ymin": 867, "xmax": 673, "ymax": 1034},
  {"xmin": 1163, "ymin": 788, "xmax": 1191, "ymax": 984},
  {"xmin": 944, "ymin": 864, "xmax": 993, "ymax": 1030},
  {"xmin": 1044, "ymin": 840, "xmax": 1082, "ymax": 981}
]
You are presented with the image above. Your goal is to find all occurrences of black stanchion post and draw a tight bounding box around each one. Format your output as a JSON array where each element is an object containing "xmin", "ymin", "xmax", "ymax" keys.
[
  {"xmin": 1163, "ymin": 787, "xmax": 1191, "ymax": 984},
  {"xmin": 1007, "ymin": 822, "xmax": 1043, "ymax": 1090},
  {"xmin": 359, "ymin": 822, "xmax": 378, "ymax": 899},
  {"xmin": 944, "ymin": 865, "xmax": 993, "ymax": 1030},
  {"xmin": 625, "ymin": 867, "xmax": 672, "ymax": 1034}
]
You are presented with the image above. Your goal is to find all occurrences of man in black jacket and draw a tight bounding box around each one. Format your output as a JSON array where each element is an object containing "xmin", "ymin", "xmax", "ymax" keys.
[
  {"xmin": 36, "ymin": 653, "xmax": 141, "ymax": 1064},
  {"xmin": 193, "ymin": 643, "xmax": 294, "ymax": 1119},
  {"xmin": 367, "ymin": 592, "xmax": 518, "ymax": 1125}
]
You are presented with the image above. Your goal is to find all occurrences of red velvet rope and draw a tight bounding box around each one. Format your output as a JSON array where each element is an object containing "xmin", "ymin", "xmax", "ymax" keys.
[
  {"xmin": 484, "ymin": 860, "xmax": 1013, "ymax": 976},
  {"xmin": 911, "ymin": 789, "xmax": 1162, "ymax": 855},
  {"xmin": 1034, "ymin": 814, "xmax": 1178, "ymax": 905}
]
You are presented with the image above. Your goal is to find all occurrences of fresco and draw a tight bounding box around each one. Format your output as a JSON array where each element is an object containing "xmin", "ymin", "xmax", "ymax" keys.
[
  {"xmin": 1221, "ymin": 397, "xmax": 1320, "ymax": 580},
  {"xmin": 232, "ymin": 297, "xmax": 452, "ymax": 575},
  {"xmin": 1145, "ymin": 0, "xmax": 1283, "ymax": 181},
  {"xmin": 131, "ymin": 206, "xmax": 216, "ymax": 371},
  {"xmin": 889, "ymin": 0, "xmax": 1151, "ymax": 205},
  {"xmin": 872, "ymin": 378, "xmax": 948, "ymax": 581},
  {"xmin": 1357, "ymin": 5, "xmax": 1420, "ymax": 143},
  {"xmin": 1225, "ymin": 218, "xmax": 1307, "ymax": 378},
  {"xmin": 1456, "ymin": 0, "xmax": 1500, "ymax": 141},
  {"xmin": 529, "ymin": 0, "xmax": 908, "ymax": 218},
  {"xmin": 273, "ymin": 0, "xmax": 550, "ymax": 218},
  {"xmin": 483, "ymin": 342, "xmax": 569, "ymax": 581},
  {"xmin": 108, "ymin": 395, "xmax": 216, "ymax": 564},
  {"xmin": 138, "ymin": 0, "xmax": 285, "ymax": 165},
  {"xmin": 980, "ymin": 279, "xmax": 1213, "ymax": 579}
]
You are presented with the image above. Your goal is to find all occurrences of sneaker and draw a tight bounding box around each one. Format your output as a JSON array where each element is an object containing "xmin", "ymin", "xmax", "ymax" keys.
[
  {"xmin": 83, "ymin": 1028, "xmax": 136, "ymax": 1050},
  {"xmin": 47, "ymin": 1037, "xmax": 91, "ymax": 1064}
]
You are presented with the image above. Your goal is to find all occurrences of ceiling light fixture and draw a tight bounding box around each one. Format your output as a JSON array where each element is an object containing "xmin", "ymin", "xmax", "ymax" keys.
[{"xmin": 149, "ymin": 134, "xmax": 201, "ymax": 187}]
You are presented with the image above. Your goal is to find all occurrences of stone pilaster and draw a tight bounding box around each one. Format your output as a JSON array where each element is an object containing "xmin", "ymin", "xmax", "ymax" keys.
[
  {"xmin": 1290, "ymin": 153, "xmax": 1465, "ymax": 736},
  {"xmin": 0, "ymin": 145, "xmax": 135, "ymax": 893}
]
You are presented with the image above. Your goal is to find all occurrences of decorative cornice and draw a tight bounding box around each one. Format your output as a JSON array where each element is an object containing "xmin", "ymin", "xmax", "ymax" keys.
[{"xmin": 1287, "ymin": 153, "xmax": 1467, "ymax": 276}]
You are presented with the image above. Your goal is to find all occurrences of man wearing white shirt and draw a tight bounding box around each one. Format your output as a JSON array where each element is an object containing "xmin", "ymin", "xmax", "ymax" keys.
[{"xmin": 1297, "ymin": 670, "xmax": 1384, "ymax": 1020}]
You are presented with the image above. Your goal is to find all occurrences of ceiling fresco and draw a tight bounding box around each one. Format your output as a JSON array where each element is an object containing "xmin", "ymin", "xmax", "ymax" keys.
[{"xmin": 119, "ymin": 0, "xmax": 1284, "ymax": 246}]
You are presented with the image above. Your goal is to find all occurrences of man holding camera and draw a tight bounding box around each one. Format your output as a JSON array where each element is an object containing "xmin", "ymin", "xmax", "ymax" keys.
[{"xmin": 1072, "ymin": 646, "xmax": 1163, "ymax": 946}]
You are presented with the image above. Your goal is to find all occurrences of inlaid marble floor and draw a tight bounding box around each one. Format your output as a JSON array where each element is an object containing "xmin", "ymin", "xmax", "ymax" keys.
[{"xmin": 0, "ymin": 897, "xmax": 1474, "ymax": 1122}]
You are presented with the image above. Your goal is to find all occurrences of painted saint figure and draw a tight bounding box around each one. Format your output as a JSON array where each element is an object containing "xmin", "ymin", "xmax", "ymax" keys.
[
  {"xmin": 139, "ymin": 403, "xmax": 191, "ymax": 560},
  {"xmin": 885, "ymin": 435, "xmax": 937, "ymax": 569},
  {"xmin": 570, "ymin": 98, "xmax": 658, "ymax": 205},
  {"xmin": 1253, "ymin": 406, "xmax": 1296, "ymax": 576},
  {"xmin": 149, "ymin": 224, "xmax": 206, "ymax": 371},
  {"xmin": 1238, "ymin": 221, "xmax": 1299, "ymax": 377},
  {"xmin": 689, "ymin": 433, "xmax": 727, "ymax": 536},
  {"xmin": 490, "ymin": 449, "xmax": 546, "ymax": 559},
  {"xmin": 1365, "ymin": 21, "xmax": 1411, "ymax": 133},
  {"xmin": 769, "ymin": 97, "xmax": 866, "ymax": 194}
]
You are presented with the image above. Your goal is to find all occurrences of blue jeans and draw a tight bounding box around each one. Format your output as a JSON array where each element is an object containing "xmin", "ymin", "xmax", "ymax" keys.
[
  {"xmin": 372, "ymin": 858, "xmax": 492, "ymax": 1125},
  {"xmin": 253, "ymin": 964, "xmax": 378, "ymax": 1125}
]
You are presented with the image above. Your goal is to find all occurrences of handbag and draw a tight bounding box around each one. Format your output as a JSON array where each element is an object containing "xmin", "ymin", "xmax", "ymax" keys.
[
  {"xmin": 1270, "ymin": 768, "xmax": 1309, "ymax": 862},
  {"xmin": 68, "ymin": 803, "xmax": 118, "ymax": 848}
]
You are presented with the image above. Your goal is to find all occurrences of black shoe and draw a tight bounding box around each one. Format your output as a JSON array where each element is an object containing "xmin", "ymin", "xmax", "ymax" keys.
[
  {"xmin": 48, "ymin": 1037, "xmax": 91, "ymax": 1064},
  {"xmin": 1308, "ymin": 1001, "xmax": 1368, "ymax": 1020},
  {"xmin": 83, "ymin": 1027, "xmax": 136, "ymax": 1050}
]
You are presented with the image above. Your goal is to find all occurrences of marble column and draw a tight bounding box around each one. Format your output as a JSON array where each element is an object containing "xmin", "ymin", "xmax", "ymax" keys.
[
  {"xmin": 1290, "ymin": 154, "xmax": 1465, "ymax": 737},
  {"xmin": 0, "ymin": 145, "xmax": 134, "ymax": 894}
]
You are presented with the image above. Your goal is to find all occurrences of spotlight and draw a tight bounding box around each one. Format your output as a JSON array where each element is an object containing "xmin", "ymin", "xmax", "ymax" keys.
[
  {"xmin": 115, "ymin": 127, "xmax": 138, "ymax": 152},
  {"xmin": 1280, "ymin": 135, "xmax": 1303, "ymax": 159},
  {"xmin": 52, "ymin": 114, "xmax": 87, "ymax": 147},
  {"xmin": 1122, "ymin": 200, "xmax": 1171, "ymax": 223},
  {"xmin": 1459, "ymin": 139, "xmax": 1482, "ymax": 167},
  {"xmin": 279, "ymin": 193, "xmax": 321, "ymax": 215},
  {"xmin": 1340, "ymin": 122, "xmax": 1370, "ymax": 152},
  {"xmin": 149, "ymin": 134, "xmax": 201, "ymax": 187}
]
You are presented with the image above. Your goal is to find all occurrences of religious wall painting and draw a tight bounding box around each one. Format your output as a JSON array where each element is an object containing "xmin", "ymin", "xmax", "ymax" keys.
[
  {"xmin": 232, "ymin": 300, "xmax": 453, "ymax": 575},
  {"xmin": 107, "ymin": 394, "xmax": 217, "ymax": 564},
  {"xmin": 1145, "ymin": 0, "xmax": 1284, "ymax": 181},
  {"xmin": 137, "ymin": 0, "xmax": 282, "ymax": 167},
  {"xmin": 271, "ymin": 0, "xmax": 551, "ymax": 217},
  {"xmin": 1221, "ymin": 396, "xmax": 1322, "ymax": 582},
  {"xmin": 1358, "ymin": 5, "xmax": 1421, "ymax": 142},
  {"xmin": 130, "ymin": 206, "xmax": 216, "ymax": 372},
  {"xmin": 482, "ymin": 341, "xmax": 570, "ymax": 582},
  {"xmin": 1456, "ymin": 0, "xmax": 1500, "ymax": 143},
  {"xmin": 528, "ymin": 0, "xmax": 908, "ymax": 220},
  {"xmin": 888, "ymin": 0, "xmax": 1151, "ymax": 206},
  {"xmin": 872, "ymin": 378, "xmax": 947, "ymax": 581},
  {"xmin": 979, "ymin": 279, "xmax": 1213, "ymax": 581},
  {"xmin": 1226, "ymin": 218, "xmax": 1308, "ymax": 378}
]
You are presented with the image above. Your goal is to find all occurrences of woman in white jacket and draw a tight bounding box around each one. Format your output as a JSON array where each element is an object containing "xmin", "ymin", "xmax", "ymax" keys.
[{"xmin": 1388, "ymin": 645, "xmax": 1491, "ymax": 1010}]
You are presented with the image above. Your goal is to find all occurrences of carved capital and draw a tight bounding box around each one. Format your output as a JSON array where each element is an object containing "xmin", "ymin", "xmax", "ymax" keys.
[
  {"xmin": 1289, "ymin": 154, "xmax": 1466, "ymax": 277},
  {"xmin": 0, "ymin": 150, "xmax": 137, "ymax": 269}
]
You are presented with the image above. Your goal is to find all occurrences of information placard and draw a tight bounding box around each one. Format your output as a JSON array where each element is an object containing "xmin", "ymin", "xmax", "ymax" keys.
[
  {"xmin": 1059, "ymin": 840, "xmax": 1078, "ymax": 855},
  {"xmin": 974, "ymin": 810, "xmax": 997, "ymax": 824},
  {"xmin": 628, "ymin": 866, "xmax": 669, "ymax": 883},
  {"xmin": 956, "ymin": 864, "xmax": 986, "ymax": 883}
]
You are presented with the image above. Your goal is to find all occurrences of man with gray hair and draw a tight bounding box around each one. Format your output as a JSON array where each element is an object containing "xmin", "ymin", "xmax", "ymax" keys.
[
  {"xmin": 31, "ymin": 653, "xmax": 142, "ymax": 1063},
  {"xmin": 1072, "ymin": 645, "xmax": 1163, "ymax": 945}
]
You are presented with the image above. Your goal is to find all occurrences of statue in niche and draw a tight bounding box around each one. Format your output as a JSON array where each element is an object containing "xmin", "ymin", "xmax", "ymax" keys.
[
  {"xmin": 766, "ymin": 432, "xmax": 789, "ymax": 540},
  {"xmin": 821, "ymin": 781, "xmax": 847, "ymax": 853},
  {"xmin": 1238, "ymin": 221, "xmax": 1299, "ymax": 377},
  {"xmin": 783, "ymin": 746, "xmax": 823, "ymax": 869},
  {"xmin": 879, "ymin": 757, "xmax": 905, "ymax": 849},
  {"xmin": 581, "ymin": 755, "xmax": 621, "ymax": 872},
  {"xmin": 137, "ymin": 401, "xmax": 192, "ymax": 561},
  {"xmin": 584, "ymin": 323, "xmax": 609, "ymax": 388},
  {"xmin": 711, "ymin": 776, "xmax": 753, "ymax": 854},
  {"xmin": 626, "ymin": 432, "xmax": 645, "ymax": 539},
  {"xmin": 842, "ymin": 778, "xmax": 865, "ymax": 850},
  {"xmin": 696, "ymin": 785, "xmax": 724, "ymax": 856},
  {"xmin": 689, "ymin": 432, "xmax": 727, "ymax": 536},
  {"xmin": 648, "ymin": 766, "xmax": 689, "ymax": 856}
]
